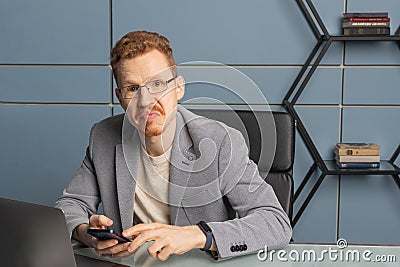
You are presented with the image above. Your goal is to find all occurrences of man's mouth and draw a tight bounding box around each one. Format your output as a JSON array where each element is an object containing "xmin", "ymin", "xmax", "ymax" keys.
[{"xmin": 140, "ymin": 110, "xmax": 161, "ymax": 120}]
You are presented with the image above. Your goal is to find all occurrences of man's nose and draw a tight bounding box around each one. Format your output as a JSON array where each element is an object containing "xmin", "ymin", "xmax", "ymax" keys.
[{"xmin": 137, "ymin": 87, "xmax": 156, "ymax": 106}]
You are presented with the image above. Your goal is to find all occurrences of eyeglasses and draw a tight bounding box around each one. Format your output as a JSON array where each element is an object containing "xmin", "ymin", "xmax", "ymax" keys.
[{"xmin": 119, "ymin": 76, "xmax": 177, "ymax": 99}]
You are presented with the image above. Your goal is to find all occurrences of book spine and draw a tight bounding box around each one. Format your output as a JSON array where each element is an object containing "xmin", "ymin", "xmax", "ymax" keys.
[
  {"xmin": 344, "ymin": 17, "xmax": 390, "ymax": 22},
  {"xmin": 336, "ymin": 162, "xmax": 380, "ymax": 169},
  {"xmin": 335, "ymin": 155, "xmax": 380, "ymax": 163},
  {"xmin": 342, "ymin": 22, "xmax": 390, "ymax": 27},
  {"xmin": 343, "ymin": 27, "xmax": 390, "ymax": 35},
  {"xmin": 335, "ymin": 143, "xmax": 380, "ymax": 150},
  {"xmin": 335, "ymin": 148, "xmax": 380, "ymax": 156},
  {"xmin": 343, "ymin": 12, "xmax": 388, "ymax": 18}
]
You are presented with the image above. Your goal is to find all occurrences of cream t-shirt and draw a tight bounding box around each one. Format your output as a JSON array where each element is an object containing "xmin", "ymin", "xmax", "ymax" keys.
[{"xmin": 133, "ymin": 146, "xmax": 172, "ymax": 225}]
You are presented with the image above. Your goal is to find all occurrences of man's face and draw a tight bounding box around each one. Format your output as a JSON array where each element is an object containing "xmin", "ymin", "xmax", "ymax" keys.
[{"xmin": 115, "ymin": 49, "xmax": 184, "ymax": 137}]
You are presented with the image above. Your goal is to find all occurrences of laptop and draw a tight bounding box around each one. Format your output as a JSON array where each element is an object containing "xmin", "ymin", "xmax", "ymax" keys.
[{"xmin": 0, "ymin": 197, "xmax": 128, "ymax": 267}]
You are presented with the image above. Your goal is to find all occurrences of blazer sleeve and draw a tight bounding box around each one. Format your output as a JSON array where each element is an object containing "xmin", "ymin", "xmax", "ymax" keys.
[
  {"xmin": 55, "ymin": 124, "xmax": 101, "ymax": 238},
  {"xmin": 207, "ymin": 129, "xmax": 292, "ymax": 259}
]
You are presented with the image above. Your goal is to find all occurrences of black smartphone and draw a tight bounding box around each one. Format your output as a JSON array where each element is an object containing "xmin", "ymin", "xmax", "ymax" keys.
[{"xmin": 87, "ymin": 228, "xmax": 131, "ymax": 243}]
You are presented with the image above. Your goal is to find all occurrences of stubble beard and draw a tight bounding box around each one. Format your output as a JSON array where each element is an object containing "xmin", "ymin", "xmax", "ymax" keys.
[{"xmin": 144, "ymin": 116, "xmax": 164, "ymax": 137}]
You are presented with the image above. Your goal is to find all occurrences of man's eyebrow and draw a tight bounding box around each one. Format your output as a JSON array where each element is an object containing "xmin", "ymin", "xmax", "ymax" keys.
[
  {"xmin": 145, "ymin": 74, "xmax": 165, "ymax": 81},
  {"xmin": 123, "ymin": 80, "xmax": 140, "ymax": 85},
  {"xmin": 124, "ymin": 75, "xmax": 163, "ymax": 85}
]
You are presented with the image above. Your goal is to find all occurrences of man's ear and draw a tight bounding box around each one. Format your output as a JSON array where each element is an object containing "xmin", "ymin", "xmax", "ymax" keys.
[
  {"xmin": 175, "ymin": 76, "xmax": 185, "ymax": 101},
  {"xmin": 115, "ymin": 88, "xmax": 122, "ymax": 103},
  {"xmin": 115, "ymin": 88, "xmax": 127, "ymax": 111},
  {"xmin": 113, "ymin": 72, "xmax": 124, "ymax": 107}
]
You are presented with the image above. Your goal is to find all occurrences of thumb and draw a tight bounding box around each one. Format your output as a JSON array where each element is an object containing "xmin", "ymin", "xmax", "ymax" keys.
[{"xmin": 89, "ymin": 214, "xmax": 113, "ymax": 228}]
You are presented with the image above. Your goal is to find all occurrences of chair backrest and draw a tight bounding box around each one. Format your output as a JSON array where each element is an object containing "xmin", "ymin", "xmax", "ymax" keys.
[{"xmin": 189, "ymin": 109, "xmax": 294, "ymax": 221}]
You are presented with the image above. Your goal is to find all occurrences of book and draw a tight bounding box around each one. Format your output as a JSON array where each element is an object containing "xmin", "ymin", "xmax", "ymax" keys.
[
  {"xmin": 343, "ymin": 12, "xmax": 388, "ymax": 18},
  {"xmin": 336, "ymin": 143, "xmax": 380, "ymax": 150},
  {"xmin": 335, "ymin": 147, "xmax": 380, "ymax": 156},
  {"xmin": 342, "ymin": 22, "xmax": 390, "ymax": 28},
  {"xmin": 335, "ymin": 155, "xmax": 380, "ymax": 163},
  {"xmin": 343, "ymin": 17, "xmax": 390, "ymax": 22},
  {"xmin": 343, "ymin": 27, "xmax": 390, "ymax": 35},
  {"xmin": 336, "ymin": 162, "xmax": 380, "ymax": 169}
]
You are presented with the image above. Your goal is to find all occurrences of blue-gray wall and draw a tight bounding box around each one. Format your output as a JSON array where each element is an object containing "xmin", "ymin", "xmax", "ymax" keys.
[{"xmin": 1, "ymin": 0, "xmax": 399, "ymax": 245}]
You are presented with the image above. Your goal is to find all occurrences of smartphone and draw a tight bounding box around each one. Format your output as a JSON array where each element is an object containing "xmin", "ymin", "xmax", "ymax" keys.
[{"xmin": 87, "ymin": 228, "xmax": 131, "ymax": 243}]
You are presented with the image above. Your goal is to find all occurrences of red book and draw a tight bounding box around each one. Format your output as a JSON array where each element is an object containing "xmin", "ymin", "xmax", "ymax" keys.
[
  {"xmin": 343, "ymin": 12, "xmax": 388, "ymax": 18},
  {"xmin": 344, "ymin": 17, "xmax": 390, "ymax": 22}
]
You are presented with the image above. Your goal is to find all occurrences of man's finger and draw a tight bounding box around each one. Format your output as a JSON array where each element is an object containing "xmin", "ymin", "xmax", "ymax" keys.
[
  {"xmin": 89, "ymin": 214, "xmax": 113, "ymax": 228},
  {"xmin": 147, "ymin": 239, "xmax": 166, "ymax": 258},
  {"xmin": 127, "ymin": 230, "xmax": 159, "ymax": 253},
  {"xmin": 157, "ymin": 246, "xmax": 172, "ymax": 261},
  {"xmin": 123, "ymin": 222, "xmax": 164, "ymax": 237},
  {"xmin": 108, "ymin": 249, "xmax": 133, "ymax": 258},
  {"xmin": 94, "ymin": 239, "xmax": 118, "ymax": 250},
  {"xmin": 96, "ymin": 242, "xmax": 130, "ymax": 255}
]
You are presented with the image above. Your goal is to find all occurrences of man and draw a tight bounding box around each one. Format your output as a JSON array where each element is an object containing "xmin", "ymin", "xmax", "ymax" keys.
[{"xmin": 56, "ymin": 31, "xmax": 292, "ymax": 261}]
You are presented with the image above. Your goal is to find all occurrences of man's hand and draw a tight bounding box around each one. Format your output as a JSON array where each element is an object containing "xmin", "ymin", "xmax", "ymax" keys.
[
  {"xmin": 72, "ymin": 215, "xmax": 131, "ymax": 258},
  {"xmin": 117, "ymin": 222, "xmax": 206, "ymax": 261}
]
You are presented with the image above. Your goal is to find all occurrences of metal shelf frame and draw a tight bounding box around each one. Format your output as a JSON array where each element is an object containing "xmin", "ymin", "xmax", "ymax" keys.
[{"xmin": 284, "ymin": 0, "xmax": 400, "ymax": 227}]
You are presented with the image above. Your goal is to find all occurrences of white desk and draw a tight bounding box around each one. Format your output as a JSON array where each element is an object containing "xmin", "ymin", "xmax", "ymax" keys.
[{"xmin": 75, "ymin": 242, "xmax": 399, "ymax": 266}]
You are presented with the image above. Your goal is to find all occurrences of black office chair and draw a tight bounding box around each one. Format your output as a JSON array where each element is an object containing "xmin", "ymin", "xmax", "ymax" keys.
[{"xmin": 189, "ymin": 109, "xmax": 295, "ymax": 222}]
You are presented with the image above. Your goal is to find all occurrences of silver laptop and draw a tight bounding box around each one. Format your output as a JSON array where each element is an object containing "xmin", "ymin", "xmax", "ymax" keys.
[{"xmin": 0, "ymin": 197, "xmax": 128, "ymax": 267}]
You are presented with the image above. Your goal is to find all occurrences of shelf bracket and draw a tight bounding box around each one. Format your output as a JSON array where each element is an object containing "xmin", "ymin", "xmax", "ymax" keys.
[
  {"xmin": 293, "ymin": 172, "xmax": 326, "ymax": 226},
  {"xmin": 284, "ymin": 0, "xmax": 400, "ymax": 229},
  {"xmin": 296, "ymin": 0, "xmax": 330, "ymax": 38},
  {"xmin": 389, "ymin": 145, "xmax": 400, "ymax": 164},
  {"xmin": 396, "ymin": 25, "xmax": 400, "ymax": 50}
]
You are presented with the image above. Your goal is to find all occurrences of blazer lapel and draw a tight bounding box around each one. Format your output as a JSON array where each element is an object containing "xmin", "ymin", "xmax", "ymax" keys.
[
  {"xmin": 115, "ymin": 124, "xmax": 140, "ymax": 231},
  {"xmin": 169, "ymin": 112, "xmax": 196, "ymax": 225},
  {"xmin": 169, "ymin": 107, "xmax": 224, "ymax": 225}
]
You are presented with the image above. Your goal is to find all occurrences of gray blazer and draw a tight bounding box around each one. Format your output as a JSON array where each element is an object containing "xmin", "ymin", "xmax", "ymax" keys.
[{"xmin": 55, "ymin": 106, "xmax": 292, "ymax": 259}]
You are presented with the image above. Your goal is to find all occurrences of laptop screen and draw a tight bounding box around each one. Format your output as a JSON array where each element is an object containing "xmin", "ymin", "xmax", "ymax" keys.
[
  {"xmin": 0, "ymin": 197, "xmax": 77, "ymax": 267},
  {"xmin": 0, "ymin": 198, "xmax": 128, "ymax": 267}
]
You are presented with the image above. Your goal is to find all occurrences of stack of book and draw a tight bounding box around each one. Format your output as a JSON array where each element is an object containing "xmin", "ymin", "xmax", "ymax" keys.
[
  {"xmin": 335, "ymin": 143, "xmax": 380, "ymax": 169},
  {"xmin": 342, "ymin": 12, "xmax": 390, "ymax": 36}
]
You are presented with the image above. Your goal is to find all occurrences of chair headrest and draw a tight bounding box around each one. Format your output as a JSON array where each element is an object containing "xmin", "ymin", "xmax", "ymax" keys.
[{"xmin": 189, "ymin": 109, "xmax": 295, "ymax": 172}]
